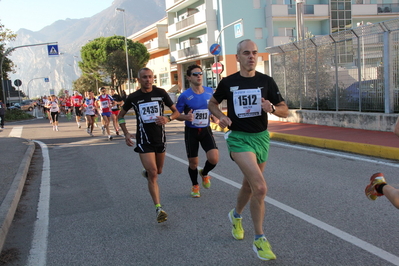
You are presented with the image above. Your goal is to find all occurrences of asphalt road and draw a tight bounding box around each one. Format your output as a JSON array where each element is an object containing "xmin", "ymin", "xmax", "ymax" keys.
[{"xmin": 2, "ymin": 115, "xmax": 399, "ymax": 266}]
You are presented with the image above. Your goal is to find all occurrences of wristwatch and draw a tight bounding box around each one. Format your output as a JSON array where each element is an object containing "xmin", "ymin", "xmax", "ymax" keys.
[{"xmin": 271, "ymin": 104, "xmax": 276, "ymax": 113}]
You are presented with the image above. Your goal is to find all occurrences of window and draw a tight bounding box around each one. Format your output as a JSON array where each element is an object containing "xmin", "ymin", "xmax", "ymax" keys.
[
  {"xmin": 330, "ymin": 0, "xmax": 352, "ymax": 33},
  {"xmin": 285, "ymin": 28, "xmax": 294, "ymax": 37},
  {"xmin": 189, "ymin": 37, "xmax": 201, "ymax": 46},
  {"xmin": 160, "ymin": 73, "xmax": 169, "ymax": 87},
  {"xmin": 278, "ymin": 28, "xmax": 294, "ymax": 37},
  {"xmin": 255, "ymin": 28, "xmax": 263, "ymax": 39}
]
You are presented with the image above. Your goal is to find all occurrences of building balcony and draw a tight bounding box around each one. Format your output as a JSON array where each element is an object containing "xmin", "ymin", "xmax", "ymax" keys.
[
  {"xmin": 143, "ymin": 37, "xmax": 169, "ymax": 54},
  {"xmin": 349, "ymin": 3, "xmax": 399, "ymax": 15},
  {"xmin": 269, "ymin": 4, "xmax": 329, "ymax": 21},
  {"xmin": 271, "ymin": 34, "xmax": 324, "ymax": 47},
  {"xmin": 170, "ymin": 42, "xmax": 209, "ymax": 63},
  {"xmin": 273, "ymin": 36, "xmax": 295, "ymax": 46},
  {"xmin": 168, "ymin": 9, "xmax": 207, "ymax": 39},
  {"xmin": 166, "ymin": 0, "xmax": 198, "ymax": 12}
]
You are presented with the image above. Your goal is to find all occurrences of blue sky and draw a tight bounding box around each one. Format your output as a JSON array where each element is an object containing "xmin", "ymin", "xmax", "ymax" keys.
[{"xmin": 0, "ymin": 0, "xmax": 113, "ymax": 32}]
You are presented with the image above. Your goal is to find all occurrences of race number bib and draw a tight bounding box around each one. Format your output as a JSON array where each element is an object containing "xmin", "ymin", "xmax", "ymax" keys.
[
  {"xmin": 101, "ymin": 100, "xmax": 109, "ymax": 109},
  {"xmin": 74, "ymin": 98, "xmax": 79, "ymax": 103},
  {"xmin": 87, "ymin": 105, "xmax": 93, "ymax": 111},
  {"xmin": 233, "ymin": 89, "xmax": 262, "ymax": 118},
  {"xmin": 50, "ymin": 102, "xmax": 58, "ymax": 111},
  {"xmin": 192, "ymin": 109, "xmax": 209, "ymax": 127},
  {"xmin": 139, "ymin": 101, "xmax": 160, "ymax": 123}
]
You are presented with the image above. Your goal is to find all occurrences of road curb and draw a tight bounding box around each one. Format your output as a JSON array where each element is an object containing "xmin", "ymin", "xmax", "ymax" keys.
[
  {"xmin": 210, "ymin": 123, "xmax": 399, "ymax": 161},
  {"xmin": 0, "ymin": 139, "xmax": 35, "ymax": 252}
]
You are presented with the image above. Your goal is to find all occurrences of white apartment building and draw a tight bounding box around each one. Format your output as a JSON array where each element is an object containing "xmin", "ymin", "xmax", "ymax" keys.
[
  {"xmin": 128, "ymin": 18, "xmax": 173, "ymax": 93},
  {"xmin": 130, "ymin": 0, "xmax": 399, "ymax": 92}
]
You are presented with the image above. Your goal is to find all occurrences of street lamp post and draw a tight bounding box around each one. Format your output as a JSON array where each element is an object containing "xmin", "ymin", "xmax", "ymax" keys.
[
  {"xmin": 116, "ymin": 8, "xmax": 131, "ymax": 93},
  {"xmin": 0, "ymin": 42, "xmax": 57, "ymax": 105},
  {"xmin": 27, "ymin": 77, "xmax": 48, "ymax": 99}
]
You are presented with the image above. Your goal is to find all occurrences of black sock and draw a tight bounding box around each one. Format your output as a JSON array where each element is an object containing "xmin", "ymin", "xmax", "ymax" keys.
[
  {"xmin": 376, "ymin": 183, "xmax": 387, "ymax": 195},
  {"xmin": 188, "ymin": 167, "xmax": 198, "ymax": 186},
  {"xmin": 202, "ymin": 160, "xmax": 216, "ymax": 176}
]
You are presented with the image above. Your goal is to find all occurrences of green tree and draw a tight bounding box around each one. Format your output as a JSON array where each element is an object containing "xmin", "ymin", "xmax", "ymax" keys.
[
  {"xmin": 72, "ymin": 74, "xmax": 105, "ymax": 94},
  {"xmin": 79, "ymin": 36, "xmax": 149, "ymax": 92},
  {"xmin": 0, "ymin": 20, "xmax": 17, "ymax": 101}
]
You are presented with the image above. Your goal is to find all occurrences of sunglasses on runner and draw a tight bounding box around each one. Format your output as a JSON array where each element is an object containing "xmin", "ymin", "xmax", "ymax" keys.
[{"xmin": 191, "ymin": 72, "xmax": 203, "ymax": 77}]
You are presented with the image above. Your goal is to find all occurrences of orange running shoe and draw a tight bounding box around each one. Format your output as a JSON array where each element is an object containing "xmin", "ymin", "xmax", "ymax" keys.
[
  {"xmin": 365, "ymin": 172, "xmax": 386, "ymax": 200},
  {"xmin": 191, "ymin": 184, "xmax": 200, "ymax": 198}
]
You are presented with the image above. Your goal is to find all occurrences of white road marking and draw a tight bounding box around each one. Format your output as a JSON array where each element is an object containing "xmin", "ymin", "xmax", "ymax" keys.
[
  {"xmin": 271, "ymin": 141, "xmax": 399, "ymax": 168},
  {"xmin": 8, "ymin": 126, "xmax": 23, "ymax": 138},
  {"xmin": 27, "ymin": 141, "xmax": 50, "ymax": 266},
  {"xmin": 166, "ymin": 152, "xmax": 399, "ymax": 265}
]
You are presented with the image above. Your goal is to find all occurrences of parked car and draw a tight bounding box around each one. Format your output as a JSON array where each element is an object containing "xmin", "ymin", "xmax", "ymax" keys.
[
  {"xmin": 7, "ymin": 103, "xmax": 21, "ymax": 110},
  {"xmin": 345, "ymin": 79, "xmax": 383, "ymax": 102},
  {"xmin": 20, "ymin": 100, "xmax": 35, "ymax": 111}
]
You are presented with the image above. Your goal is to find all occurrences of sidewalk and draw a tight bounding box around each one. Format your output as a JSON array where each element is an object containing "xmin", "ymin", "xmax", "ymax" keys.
[
  {"xmin": 0, "ymin": 137, "xmax": 35, "ymax": 251},
  {"xmin": 211, "ymin": 120, "xmax": 399, "ymax": 161},
  {"xmin": 1, "ymin": 119, "xmax": 399, "ymax": 251}
]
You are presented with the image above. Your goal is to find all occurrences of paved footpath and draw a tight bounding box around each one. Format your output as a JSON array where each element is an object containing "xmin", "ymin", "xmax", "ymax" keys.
[{"xmin": 211, "ymin": 120, "xmax": 399, "ymax": 161}]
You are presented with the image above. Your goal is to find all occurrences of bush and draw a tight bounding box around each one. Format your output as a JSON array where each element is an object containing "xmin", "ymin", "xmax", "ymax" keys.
[{"xmin": 5, "ymin": 109, "xmax": 34, "ymax": 121}]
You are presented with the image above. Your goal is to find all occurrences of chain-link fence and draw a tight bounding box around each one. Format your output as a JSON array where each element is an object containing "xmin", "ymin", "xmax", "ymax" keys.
[{"xmin": 265, "ymin": 18, "xmax": 399, "ymax": 113}]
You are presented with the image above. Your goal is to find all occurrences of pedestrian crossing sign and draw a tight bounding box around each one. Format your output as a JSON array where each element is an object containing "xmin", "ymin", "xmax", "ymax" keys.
[
  {"xmin": 234, "ymin": 22, "xmax": 244, "ymax": 38},
  {"xmin": 47, "ymin": 44, "xmax": 59, "ymax": 57}
]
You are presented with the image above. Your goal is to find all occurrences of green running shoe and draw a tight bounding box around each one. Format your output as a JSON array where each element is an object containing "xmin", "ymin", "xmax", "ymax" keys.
[
  {"xmin": 253, "ymin": 237, "xmax": 276, "ymax": 261},
  {"xmin": 199, "ymin": 169, "xmax": 211, "ymax": 189},
  {"xmin": 228, "ymin": 209, "xmax": 244, "ymax": 240}
]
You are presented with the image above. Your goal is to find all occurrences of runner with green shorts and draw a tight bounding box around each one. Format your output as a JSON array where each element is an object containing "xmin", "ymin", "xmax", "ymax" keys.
[{"xmin": 208, "ymin": 39, "xmax": 289, "ymax": 261}]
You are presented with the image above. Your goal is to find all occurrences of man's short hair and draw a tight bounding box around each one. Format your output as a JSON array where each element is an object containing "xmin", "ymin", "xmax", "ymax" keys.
[
  {"xmin": 236, "ymin": 39, "xmax": 254, "ymax": 55},
  {"xmin": 186, "ymin": 64, "xmax": 202, "ymax": 76},
  {"xmin": 138, "ymin": 67, "xmax": 152, "ymax": 78}
]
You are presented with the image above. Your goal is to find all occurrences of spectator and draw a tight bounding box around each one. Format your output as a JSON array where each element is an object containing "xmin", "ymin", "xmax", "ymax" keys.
[{"xmin": 0, "ymin": 99, "xmax": 5, "ymax": 129}]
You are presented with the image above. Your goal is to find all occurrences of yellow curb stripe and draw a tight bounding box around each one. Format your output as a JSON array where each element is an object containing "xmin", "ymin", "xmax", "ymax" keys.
[
  {"xmin": 210, "ymin": 123, "xmax": 399, "ymax": 161},
  {"xmin": 269, "ymin": 132, "xmax": 399, "ymax": 161}
]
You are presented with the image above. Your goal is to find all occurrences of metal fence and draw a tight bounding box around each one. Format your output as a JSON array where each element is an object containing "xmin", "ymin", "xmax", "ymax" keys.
[{"xmin": 265, "ymin": 18, "xmax": 399, "ymax": 113}]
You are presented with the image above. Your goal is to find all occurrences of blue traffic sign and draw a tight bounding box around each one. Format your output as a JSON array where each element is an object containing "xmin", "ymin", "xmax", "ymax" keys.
[
  {"xmin": 44, "ymin": 78, "xmax": 49, "ymax": 82},
  {"xmin": 210, "ymin": 43, "xmax": 222, "ymax": 55},
  {"xmin": 14, "ymin": 79, "xmax": 22, "ymax": 87},
  {"xmin": 234, "ymin": 22, "xmax": 244, "ymax": 38},
  {"xmin": 47, "ymin": 44, "xmax": 59, "ymax": 57}
]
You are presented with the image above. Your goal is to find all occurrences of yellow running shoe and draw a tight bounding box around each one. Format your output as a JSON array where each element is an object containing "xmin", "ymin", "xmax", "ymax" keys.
[
  {"xmin": 191, "ymin": 184, "xmax": 200, "ymax": 198},
  {"xmin": 156, "ymin": 207, "xmax": 168, "ymax": 223},
  {"xmin": 228, "ymin": 209, "xmax": 244, "ymax": 240},
  {"xmin": 199, "ymin": 169, "xmax": 211, "ymax": 189},
  {"xmin": 253, "ymin": 237, "xmax": 276, "ymax": 261},
  {"xmin": 365, "ymin": 172, "xmax": 386, "ymax": 200}
]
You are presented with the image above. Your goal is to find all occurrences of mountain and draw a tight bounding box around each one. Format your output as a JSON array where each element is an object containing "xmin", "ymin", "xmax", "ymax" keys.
[{"xmin": 8, "ymin": 0, "xmax": 166, "ymax": 98}]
